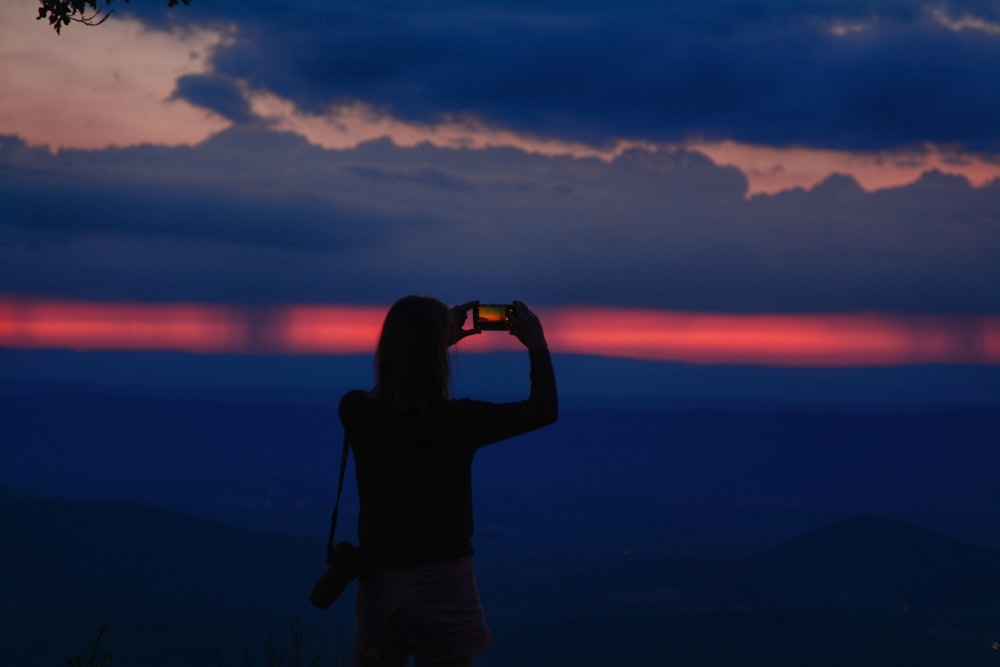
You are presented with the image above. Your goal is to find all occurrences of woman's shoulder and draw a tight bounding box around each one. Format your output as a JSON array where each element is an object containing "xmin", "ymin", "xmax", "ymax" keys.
[
  {"xmin": 341, "ymin": 389, "xmax": 372, "ymax": 400},
  {"xmin": 339, "ymin": 390, "xmax": 375, "ymax": 417}
]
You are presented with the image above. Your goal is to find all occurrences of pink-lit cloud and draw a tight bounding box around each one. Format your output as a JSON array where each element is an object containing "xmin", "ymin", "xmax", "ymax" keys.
[
  {"xmin": 0, "ymin": 4, "xmax": 230, "ymax": 151},
  {"xmin": 2, "ymin": 298, "xmax": 996, "ymax": 366},
  {"xmin": 686, "ymin": 140, "xmax": 1000, "ymax": 196},
  {"xmin": 249, "ymin": 95, "xmax": 1000, "ymax": 197},
  {"xmin": 931, "ymin": 6, "xmax": 1000, "ymax": 35}
]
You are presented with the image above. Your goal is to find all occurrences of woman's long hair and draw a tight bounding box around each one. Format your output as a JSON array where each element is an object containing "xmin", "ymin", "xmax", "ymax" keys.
[{"xmin": 373, "ymin": 295, "xmax": 451, "ymax": 414}]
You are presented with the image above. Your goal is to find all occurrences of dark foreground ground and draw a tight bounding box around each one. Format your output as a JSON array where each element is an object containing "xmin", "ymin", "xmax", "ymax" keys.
[
  {"xmin": 3, "ymin": 356, "xmax": 999, "ymax": 666},
  {"xmin": 3, "ymin": 492, "xmax": 999, "ymax": 666}
]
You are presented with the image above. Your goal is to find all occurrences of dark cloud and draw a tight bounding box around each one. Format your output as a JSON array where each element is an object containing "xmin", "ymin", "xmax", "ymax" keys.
[
  {"xmin": 170, "ymin": 73, "xmax": 254, "ymax": 124},
  {"xmin": 0, "ymin": 180, "xmax": 391, "ymax": 250},
  {"xmin": 346, "ymin": 166, "xmax": 477, "ymax": 192},
  {"xmin": 124, "ymin": 0, "xmax": 1000, "ymax": 152},
  {"xmin": 1, "ymin": 129, "xmax": 996, "ymax": 312}
]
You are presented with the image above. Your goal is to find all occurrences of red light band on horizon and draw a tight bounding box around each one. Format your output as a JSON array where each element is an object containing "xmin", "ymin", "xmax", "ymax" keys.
[
  {"xmin": 0, "ymin": 300, "xmax": 246, "ymax": 354},
  {"xmin": 0, "ymin": 298, "xmax": 997, "ymax": 366},
  {"xmin": 542, "ymin": 308, "xmax": 1000, "ymax": 366}
]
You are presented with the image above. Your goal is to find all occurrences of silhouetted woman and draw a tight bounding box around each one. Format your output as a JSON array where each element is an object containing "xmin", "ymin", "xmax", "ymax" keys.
[{"xmin": 340, "ymin": 296, "xmax": 558, "ymax": 667}]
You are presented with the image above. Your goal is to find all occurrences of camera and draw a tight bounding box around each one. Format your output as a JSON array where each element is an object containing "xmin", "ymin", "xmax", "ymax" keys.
[
  {"xmin": 474, "ymin": 304, "xmax": 513, "ymax": 331},
  {"xmin": 309, "ymin": 542, "xmax": 361, "ymax": 609}
]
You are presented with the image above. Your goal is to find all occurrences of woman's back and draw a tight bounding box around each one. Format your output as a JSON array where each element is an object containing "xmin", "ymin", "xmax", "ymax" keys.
[{"xmin": 341, "ymin": 347, "xmax": 557, "ymax": 566}]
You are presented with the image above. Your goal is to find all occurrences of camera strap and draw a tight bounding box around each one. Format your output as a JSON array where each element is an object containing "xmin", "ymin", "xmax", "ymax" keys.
[{"xmin": 324, "ymin": 433, "xmax": 350, "ymax": 563}]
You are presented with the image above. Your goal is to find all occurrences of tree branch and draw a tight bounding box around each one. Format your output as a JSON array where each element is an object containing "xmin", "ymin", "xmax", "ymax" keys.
[{"xmin": 37, "ymin": 0, "xmax": 191, "ymax": 34}]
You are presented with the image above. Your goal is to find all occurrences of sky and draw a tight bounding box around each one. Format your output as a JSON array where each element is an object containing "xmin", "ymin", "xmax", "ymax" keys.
[
  {"xmin": 1, "ymin": 0, "xmax": 998, "ymax": 367},
  {"xmin": 4, "ymin": 10, "xmax": 1000, "ymax": 663}
]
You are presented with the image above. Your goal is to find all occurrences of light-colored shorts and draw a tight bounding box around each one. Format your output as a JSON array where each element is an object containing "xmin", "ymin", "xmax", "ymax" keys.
[{"xmin": 355, "ymin": 557, "xmax": 492, "ymax": 665}]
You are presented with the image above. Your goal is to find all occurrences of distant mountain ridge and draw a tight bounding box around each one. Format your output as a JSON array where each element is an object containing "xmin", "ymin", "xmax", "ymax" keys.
[
  {"xmin": 4, "ymin": 391, "xmax": 999, "ymax": 515},
  {"xmin": 5, "ymin": 349, "xmax": 1000, "ymax": 406}
]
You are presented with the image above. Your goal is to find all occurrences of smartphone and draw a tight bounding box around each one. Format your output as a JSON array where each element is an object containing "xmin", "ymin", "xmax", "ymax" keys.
[{"xmin": 474, "ymin": 304, "xmax": 513, "ymax": 331}]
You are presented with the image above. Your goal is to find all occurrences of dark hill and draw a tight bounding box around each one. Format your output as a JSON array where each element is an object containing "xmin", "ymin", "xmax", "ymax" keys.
[
  {"xmin": 0, "ymin": 493, "xmax": 326, "ymax": 614},
  {"xmin": 481, "ymin": 515, "xmax": 1000, "ymax": 658},
  {"xmin": 747, "ymin": 515, "xmax": 1000, "ymax": 605}
]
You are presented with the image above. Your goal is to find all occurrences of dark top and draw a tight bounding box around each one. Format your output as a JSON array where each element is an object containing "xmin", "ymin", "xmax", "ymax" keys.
[{"xmin": 339, "ymin": 348, "xmax": 558, "ymax": 567}]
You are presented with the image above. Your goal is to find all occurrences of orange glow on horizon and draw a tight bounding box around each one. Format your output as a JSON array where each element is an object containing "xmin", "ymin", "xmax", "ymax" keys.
[{"xmin": 0, "ymin": 298, "xmax": 997, "ymax": 366}]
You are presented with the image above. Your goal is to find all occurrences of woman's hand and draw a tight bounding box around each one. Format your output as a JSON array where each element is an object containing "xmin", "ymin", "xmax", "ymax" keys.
[
  {"xmin": 448, "ymin": 300, "xmax": 481, "ymax": 346},
  {"xmin": 508, "ymin": 300, "xmax": 547, "ymax": 350}
]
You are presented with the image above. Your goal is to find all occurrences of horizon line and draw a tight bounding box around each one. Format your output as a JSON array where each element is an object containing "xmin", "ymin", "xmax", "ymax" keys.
[{"xmin": 1, "ymin": 297, "xmax": 997, "ymax": 367}]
